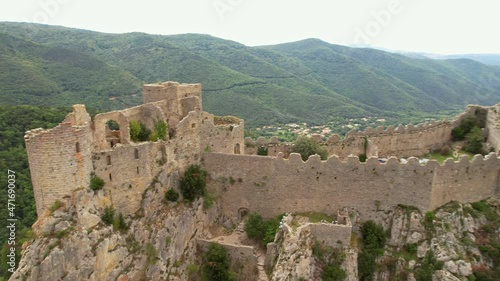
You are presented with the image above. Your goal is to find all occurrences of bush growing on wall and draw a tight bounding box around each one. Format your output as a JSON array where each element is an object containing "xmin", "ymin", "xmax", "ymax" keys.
[
  {"xmin": 464, "ymin": 126, "xmax": 484, "ymax": 154},
  {"xmin": 452, "ymin": 116, "xmax": 480, "ymax": 141},
  {"xmin": 291, "ymin": 136, "xmax": 328, "ymax": 161},
  {"xmin": 257, "ymin": 146, "xmax": 268, "ymax": 156},
  {"xmin": 180, "ymin": 164, "xmax": 207, "ymax": 202},
  {"xmin": 150, "ymin": 120, "xmax": 168, "ymax": 141},
  {"xmin": 90, "ymin": 175, "xmax": 105, "ymax": 191},
  {"xmin": 129, "ymin": 120, "xmax": 151, "ymax": 142}
]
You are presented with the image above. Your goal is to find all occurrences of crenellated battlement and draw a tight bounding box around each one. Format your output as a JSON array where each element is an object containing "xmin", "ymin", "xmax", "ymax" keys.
[
  {"xmin": 204, "ymin": 151, "xmax": 499, "ymax": 223},
  {"xmin": 245, "ymin": 104, "xmax": 496, "ymax": 159},
  {"xmin": 24, "ymin": 80, "xmax": 499, "ymax": 223}
]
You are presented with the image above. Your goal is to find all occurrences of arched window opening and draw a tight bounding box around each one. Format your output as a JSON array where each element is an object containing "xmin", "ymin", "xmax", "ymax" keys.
[{"xmin": 105, "ymin": 120, "xmax": 121, "ymax": 148}]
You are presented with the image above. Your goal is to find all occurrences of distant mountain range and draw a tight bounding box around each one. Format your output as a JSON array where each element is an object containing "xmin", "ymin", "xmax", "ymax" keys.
[{"xmin": 1, "ymin": 22, "xmax": 500, "ymax": 127}]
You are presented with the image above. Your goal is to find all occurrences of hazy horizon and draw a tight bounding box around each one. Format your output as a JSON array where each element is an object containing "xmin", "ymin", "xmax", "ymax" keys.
[{"xmin": 1, "ymin": 0, "xmax": 500, "ymax": 55}]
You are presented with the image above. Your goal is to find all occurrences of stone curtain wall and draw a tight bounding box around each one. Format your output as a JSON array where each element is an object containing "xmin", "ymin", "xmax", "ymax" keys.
[
  {"xmin": 431, "ymin": 155, "xmax": 499, "ymax": 209},
  {"xmin": 203, "ymin": 153, "xmax": 499, "ymax": 223},
  {"xmin": 245, "ymin": 105, "xmax": 496, "ymax": 159},
  {"xmin": 25, "ymin": 106, "xmax": 93, "ymax": 216},
  {"xmin": 486, "ymin": 104, "xmax": 500, "ymax": 155}
]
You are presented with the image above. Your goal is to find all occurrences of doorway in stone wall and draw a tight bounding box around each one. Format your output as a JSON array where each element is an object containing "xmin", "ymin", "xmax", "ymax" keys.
[
  {"xmin": 234, "ymin": 143, "xmax": 241, "ymax": 154},
  {"xmin": 238, "ymin": 207, "xmax": 249, "ymax": 222}
]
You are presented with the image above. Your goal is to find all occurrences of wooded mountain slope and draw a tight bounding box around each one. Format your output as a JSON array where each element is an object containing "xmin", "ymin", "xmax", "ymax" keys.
[{"xmin": 1, "ymin": 22, "xmax": 500, "ymax": 126}]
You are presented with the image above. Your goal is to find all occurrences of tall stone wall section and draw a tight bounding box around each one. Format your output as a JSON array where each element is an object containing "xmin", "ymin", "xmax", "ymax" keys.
[
  {"xmin": 201, "ymin": 112, "xmax": 245, "ymax": 154},
  {"xmin": 485, "ymin": 104, "xmax": 500, "ymax": 155},
  {"xmin": 431, "ymin": 155, "xmax": 499, "ymax": 209},
  {"xmin": 306, "ymin": 223, "xmax": 352, "ymax": 249},
  {"xmin": 203, "ymin": 153, "xmax": 499, "ymax": 223},
  {"xmin": 92, "ymin": 111, "xmax": 204, "ymax": 216},
  {"xmin": 25, "ymin": 105, "xmax": 93, "ymax": 216}
]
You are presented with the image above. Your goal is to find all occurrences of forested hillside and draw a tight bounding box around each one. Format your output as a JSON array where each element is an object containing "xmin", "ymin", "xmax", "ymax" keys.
[
  {"xmin": 0, "ymin": 106, "xmax": 71, "ymax": 279},
  {"xmin": 1, "ymin": 23, "xmax": 500, "ymax": 127}
]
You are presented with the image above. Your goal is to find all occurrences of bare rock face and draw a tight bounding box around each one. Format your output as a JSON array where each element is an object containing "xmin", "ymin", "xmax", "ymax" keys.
[{"xmin": 10, "ymin": 185, "xmax": 221, "ymax": 281}]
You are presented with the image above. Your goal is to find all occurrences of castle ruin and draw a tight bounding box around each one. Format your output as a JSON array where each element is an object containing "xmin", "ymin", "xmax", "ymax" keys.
[{"xmin": 25, "ymin": 81, "xmax": 500, "ymax": 224}]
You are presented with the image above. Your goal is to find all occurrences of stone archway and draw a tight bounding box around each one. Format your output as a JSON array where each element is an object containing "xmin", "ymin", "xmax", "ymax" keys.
[
  {"xmin": 234, "ymin": 143, "xmax": 241, "ymax": 154},
  {"xmin": 238, "ymin": 207, "xmax": 249, "ymax": 222}
]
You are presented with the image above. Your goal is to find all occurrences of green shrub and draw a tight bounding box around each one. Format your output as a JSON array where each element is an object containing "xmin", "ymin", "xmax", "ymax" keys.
[
  {"xmin": 414, "ymin": 251, "xmax": 444, "ymax": 281},
  {"xmin": 404, "ymin": 243, "xmax": 418, "ymax": 255},
  {"xmin": 203, "ymin": 192, "xmax": 216, "ymax": 210},
  {"xmin": 291, "ymin": 136, "xmax": 328, "ymax": 161},
  {"xmin": 145, "ymin": 243, "xmax": 157, "ymax": 265},
  {"xmin": 358, "ymin": 220, "xmax": 387, "ymax": 281},
  {"xmin": 90, "ymin": 175, "xmax": 105, "ymax": 191},
  {"xmin": 312, "ymin": 240, "xmax": 347, "ymax": 281},
  {"xmin": 358, "ymin": 251, "xmax": 377, "ymax": 281},
  {"xmin": 202, "ymin": 243, "xmax": 235, "ymax": 281},
  {"xmin": 451, "ymin": 127, "xmax": 465, "ymax": 141},
  {"xmin": 101, "ymin": 206, "xmax": 115, "ymax": 225},
  {"xmin": 257, "ymin": 146, "xmax": 268, "ymax": 156},
  {"xmin": 49, "ymin": 199, "xmax": 63, "ymax": 213},
  {"xmin": 360, "ymin": 220, "xmax": 387, "ymax": 253},
  {"xmin": 359, "ymin": 153, "xmax": 367, "ymax": 162},
  {"xmin": 113, "ymin": 213, "xmax": 128, "ymax": 231},
  {"xmin": 464, "ymin": 126, "xmax": 484, "ymax": 154},
  {"xmin": 180, "ymin": 164, "xmax": 207, "ymax": 202},
  {"xmin": 165, "ymin": 189, "xmax": 180, "ymax": 202},
  {"xmin": 322, "ymin": 263, "xmax": 347, "ymax": 281},
  {"xmin": 129, "ymin": 120, "xmax": 151, "ymax": 142},
  {"xmin": 150, "ymin": 120, "xmax": 168, "ymax": 141},
  {"xmin": 452, "ymin": 116, "xmax": 480, "ymax": 141},
  {"xmin": 245, "ymin": 213, "xmax": 266, "ymax": 241},
  {"xmin": 244, "ymin": 213, "xmax": 280, "ymax": 246}
]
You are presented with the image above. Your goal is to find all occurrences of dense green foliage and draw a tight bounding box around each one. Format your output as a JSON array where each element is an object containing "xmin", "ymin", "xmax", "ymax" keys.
[
  {"xmin": 150, "ymin": 120, "xmax": 168, "ymax": 141},
  {"xmin": 452, "ymin": 116, "xmax": 480, "ymax": 141},
  {"xmin": 312, "ymin": 241, "xmax": 347, "ymax": 281},
  {"xmin": 244, "ymin": 213, "xmax": 281, "ymax": 246},
  {"xmin": 179, "ymin": 164, "xmax": 207, "ymax": 201},
  {"xmin": 257, "ymin": 146, "xmax": 269, "ymax": 156},
  {"xmin": 90, "ymin": 175, "xmax": 105, "ymax": 191},
  {"xmin": 165, "ymin": 189, "xmax": 180, "ymax": 202},
  {"xmin": 291, "ymin": 136, "xmax": 328, "ymax": 161},
  {"xmin": 202, "ymin": 243, "xmax": 235, "ymax": 281},
  {"xmin": 464, "ymin": 126, "xmax": 484, "ymax": 154},
  {"xmin": 113, "ymin": 213, "xmax": 128, "ymax": 232},
  {"xmin": 129, "ymin": 120, "xmax": 151, "ymax": 142},
  {"xmin": 0, "ymin": 105, "xmax": 70, "ymax": 279},
  {"xmin": 414, "ymin": 251, "xmax": 444, "ymax": 281},
  {"xmin": 1, "ymin": 23, "xmax": 500, "ymax": 127},
  {"xmin": 358, "ymin": 220, "xmax": 388, "ymax": 281},
  {"xmin": 101, "ymin": 206, "xmax": 115, "ymax": 225}
]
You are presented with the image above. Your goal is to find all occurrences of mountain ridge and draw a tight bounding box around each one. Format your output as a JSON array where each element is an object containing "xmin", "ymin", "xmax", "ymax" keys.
[{"xmin": 1, "ymin": 22, "xmax": 500, "ymax": 126}]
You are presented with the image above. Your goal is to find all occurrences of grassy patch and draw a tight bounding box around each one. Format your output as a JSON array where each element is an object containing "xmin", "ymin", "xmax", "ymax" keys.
[{"xmin": 296, "ymin": 212, "xmax": 336, "ymax": 223}]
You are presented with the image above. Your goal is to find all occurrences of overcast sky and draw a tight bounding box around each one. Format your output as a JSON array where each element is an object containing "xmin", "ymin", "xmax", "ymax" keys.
[{"xmin": 1, "ymin": 0, "xmax": 499, "ymax": 54}]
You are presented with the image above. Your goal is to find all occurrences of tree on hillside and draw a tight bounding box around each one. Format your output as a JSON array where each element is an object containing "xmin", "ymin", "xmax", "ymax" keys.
[{"xmin": 291, "ymin": 136, "xmax": 328, "ymax": 161}]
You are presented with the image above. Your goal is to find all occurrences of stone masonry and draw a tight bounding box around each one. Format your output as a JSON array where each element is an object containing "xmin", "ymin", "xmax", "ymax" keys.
[{"xmin": 25, "ymin": 81, "xmax": 499, "ymax": 226}]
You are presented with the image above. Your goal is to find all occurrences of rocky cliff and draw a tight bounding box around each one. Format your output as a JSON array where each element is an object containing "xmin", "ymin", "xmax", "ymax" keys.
[{"xmin": 10, "ymin": 180, "xmax": 499, "ymax": 281}]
